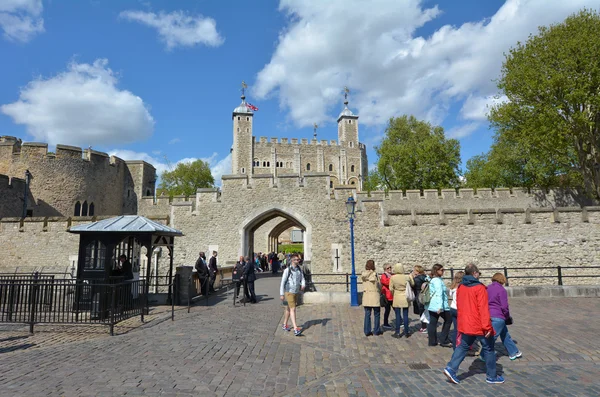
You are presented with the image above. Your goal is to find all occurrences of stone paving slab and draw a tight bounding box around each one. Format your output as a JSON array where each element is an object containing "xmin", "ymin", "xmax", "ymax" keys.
[{"xmin": 0, "ymin": 275, "xmax": 599, "ymax": 396}]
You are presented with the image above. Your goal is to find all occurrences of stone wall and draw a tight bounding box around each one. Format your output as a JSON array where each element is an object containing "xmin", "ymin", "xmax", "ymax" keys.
[
  {"xmin": 0, "ymin": 136, "xmax": 156, "ymax": 218},
  {"xmin": 251, "ymin": 137, "xmax": 364, "ymax": 185},
  {"xmin": 2, "ymin": 174, "xmax": 600, "ymax": 289},
  {"xmin": 0, "ymin": 175, "xmax": 27, "ymax": 218},
  {"xmin": 0, "ymin": 216, "xmax": 173, "ymax": 277}
]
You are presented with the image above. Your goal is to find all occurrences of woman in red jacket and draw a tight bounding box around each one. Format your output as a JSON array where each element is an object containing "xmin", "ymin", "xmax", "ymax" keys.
[{"xmin": 380, "ymin": 264, "xmax": 394, "ymax": 329}]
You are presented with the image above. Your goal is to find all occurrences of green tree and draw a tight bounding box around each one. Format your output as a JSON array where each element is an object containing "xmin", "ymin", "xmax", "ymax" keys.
[
  {"xmin": 464, "ymin": 136, "xmax": 570, "ymax": 188},
  {"xmin": 362, "ymin": 169, "xmax": 384, "ymax": 193},
  {"xmin": 488, "ymin": 9, "xmax": 600, "ymax": 197},
  {"xmin": 157, "ymin": 159, "xmax": 214, "ymax": 197},
  {"xmin": 375, "ymin": 115, "xmax": 461, "ymax": 190}
]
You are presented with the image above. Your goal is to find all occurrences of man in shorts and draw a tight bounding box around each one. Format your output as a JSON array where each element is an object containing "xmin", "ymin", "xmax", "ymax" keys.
[{"xmin": 280, "ymin": 253, "xmax": 306, "ymax": 336}]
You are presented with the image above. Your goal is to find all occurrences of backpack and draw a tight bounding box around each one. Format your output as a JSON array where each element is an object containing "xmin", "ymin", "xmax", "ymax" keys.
[{"xmin": 419, "ymin": 281, "xmax": 431, "ymax": 305}]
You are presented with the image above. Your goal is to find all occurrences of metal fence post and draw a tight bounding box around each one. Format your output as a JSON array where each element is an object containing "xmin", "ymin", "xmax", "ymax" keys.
[
  {"xmin": 346, "ymin": 273, "xmax": 349, "ymax": 292},
  {"xmin": 29, "ymin": 272, "xmax": 39, "ymax": 334},
  {"xmin": 188, "ymin": 276, "xmax": 191, "ymax": 313},
  {"xmin": 504, "ymin": 267, "xmax": 509, "ymax": 287},
  {"xmin": 449, "ymin": 268, "xmax": 454, "ymax": 280},
  {"xmin": 110, "ymin": 284, "xmax": 116, "ymax": 336},
  {"xmin": 140, "ymin": 280, "xmax": 145, "ymax": 323},
  {"xmin": 557, "ymin": 266, "xmax": 563, "ymax": 286}
]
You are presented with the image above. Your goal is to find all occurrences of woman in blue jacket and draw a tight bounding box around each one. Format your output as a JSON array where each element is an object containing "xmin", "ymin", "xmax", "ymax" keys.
[{"xmin": 427, "ymin": 264, "xmax": 452, "ymax": 347}]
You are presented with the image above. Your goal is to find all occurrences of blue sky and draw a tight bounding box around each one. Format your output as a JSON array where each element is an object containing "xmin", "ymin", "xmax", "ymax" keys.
[{"xmin": 0, "ymin": 0, "xmax": 596, "ymax": 182}]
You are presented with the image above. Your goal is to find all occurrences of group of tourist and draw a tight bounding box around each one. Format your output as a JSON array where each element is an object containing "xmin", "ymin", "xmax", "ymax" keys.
[
  {"xmin": 194, "ymin": 251, "xmax": 219, "ymax": 295},
  {"xmin": 361, "ymin": 261, "xmax": 522, "ymax": 385}
]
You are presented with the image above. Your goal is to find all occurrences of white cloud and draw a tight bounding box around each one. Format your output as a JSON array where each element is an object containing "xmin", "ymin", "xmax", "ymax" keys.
[
  {"xmin": 108, "ymin": 150, "xmax": 231, "ymax": 186},
  {"xmin": 0, "ymin": 0, "xmax": 44, "ymax": 42},
  {"xmin": 446, "ymin": 122, "xmax": 481, "ymax": 139},
  {"xmin": 119, "ymin": 10, "xmax": 224, "ymax": 49},
  {"xmin": 255, "ymin": 0, "xmax": 597, "ymax": 138},
  {"xmin": 460, "ymin": 94, "xmax": 508, "ymax": 121},
  {"xmin": 168, "ymin": 137, "xmax": 181, "ymax": 144},
  {"xmin": 1, "ymin": 59, "xmax": 155, "ymax": 147}
]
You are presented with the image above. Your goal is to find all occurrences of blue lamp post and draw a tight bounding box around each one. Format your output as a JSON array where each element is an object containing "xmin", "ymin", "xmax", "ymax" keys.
[{"xmin": 346, "ymin": 196, "xmax": 359, "ymax": 307}]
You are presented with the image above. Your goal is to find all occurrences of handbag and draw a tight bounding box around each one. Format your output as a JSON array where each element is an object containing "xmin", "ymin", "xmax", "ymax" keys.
[
  {"xmin": 506, "ymin": 316, "xmax": 513, "ymax": 325},
  {"xmin": 405, "ymin": 281, "xmax": 415, "ymax": 301},
  {"xmin": 380, "ymin": 292, "xmax": 388, "ymax": 307}
]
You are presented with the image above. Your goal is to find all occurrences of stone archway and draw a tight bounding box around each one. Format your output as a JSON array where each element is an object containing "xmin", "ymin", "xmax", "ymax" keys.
[
  {"xmin": 268, "ymin": 219, "xmax": 299, "ymax": 252},
  {"xmin": 239, "ymin": 206, "xmax": 312, "ymax": 261}
]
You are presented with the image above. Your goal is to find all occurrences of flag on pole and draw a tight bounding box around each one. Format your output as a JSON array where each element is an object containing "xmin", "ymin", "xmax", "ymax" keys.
[{"xmin": 246, "ymin": 103, "xmax": 259, "ymax": 111}]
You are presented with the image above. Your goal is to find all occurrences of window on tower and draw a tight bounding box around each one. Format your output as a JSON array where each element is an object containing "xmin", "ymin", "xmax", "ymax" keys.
[
  {"xmin": 307, "ymin": 163, "xmax": 311, "ymax": 171},
  {"xmin": 329, "ymin": 164, "xmax": 333, "ymax": 172},
  {"xmin": 351, "ymin": 165, "xmax": 355, "ymax": 172}
]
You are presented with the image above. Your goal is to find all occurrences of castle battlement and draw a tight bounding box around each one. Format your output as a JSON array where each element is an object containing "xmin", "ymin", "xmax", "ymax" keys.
[
  {"xmin": 0, "ymin": 174, "xmax": 26, "ymax": 190},
  {"xmin": 255, "ymin": 136, "xmax": 339, "ymax": 146},
  {"xmin": 0, "ymin": 137, "xmax": 127, "ymax": 167},
  {"xmin": 356, "ymin": 187, "xmax": 595, "ymax": 209},
  {"xmin": 0, "ymin": 136, "xmax": 156, "ymax": 218}
]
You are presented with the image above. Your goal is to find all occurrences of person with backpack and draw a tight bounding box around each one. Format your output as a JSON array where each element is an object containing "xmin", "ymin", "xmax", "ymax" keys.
[
  {"xmin": 411, "ymin": 265, "xmax": 428, "ymax": 333},
  {"xmin": 444, "ymin": 263, "xmax": 505, "ymax": 385},
  {"xmin": 280, "ymin": 253, "xmax": 306, "ymax": 336},
  {"xmin": 427, "ymin": 264, "xmax": 452, "ymax": 347}
]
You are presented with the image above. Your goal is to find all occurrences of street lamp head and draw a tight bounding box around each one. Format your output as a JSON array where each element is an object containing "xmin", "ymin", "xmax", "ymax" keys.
[{"xmin": 346, "ymin": 196, "xmax": 356, "ymax": 218}]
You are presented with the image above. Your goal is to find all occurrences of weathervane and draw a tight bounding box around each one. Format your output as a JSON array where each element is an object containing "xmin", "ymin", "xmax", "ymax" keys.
[
  {"xmin": 343, "ymin": 86, "xmax": 350, "ymax": 103},
  {"xmin": 241, "ymin": 81, "xmax": 247, "ymax": 98},
  {"xmin": 313, "ymin": 123, "xmax": 318, "ymax": 139}
]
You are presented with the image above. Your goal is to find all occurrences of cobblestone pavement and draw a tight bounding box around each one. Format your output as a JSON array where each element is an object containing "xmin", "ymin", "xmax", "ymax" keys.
[{"xmin": 0, "ymin": 275, "xmax": 599, "ymax": 396}]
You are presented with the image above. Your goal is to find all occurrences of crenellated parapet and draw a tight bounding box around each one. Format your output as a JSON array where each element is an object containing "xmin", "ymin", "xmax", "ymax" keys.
[
  {"xmin": 356, "ymin": 187, "xmax": 596, "ymax": 210},
  {"xmin": 0, "ymin": 136, "xmax": 155, "ymax": 218},
  {"xmin": 255, "ymin": 136, "xmax": 339, "ymax": 146}
]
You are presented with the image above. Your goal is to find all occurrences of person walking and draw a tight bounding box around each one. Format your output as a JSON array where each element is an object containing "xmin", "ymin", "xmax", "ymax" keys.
[
  {"xmin": 194, "ymin": 252, "xmax": 210, "ymax": 295},
  {"xmin": 208, "ymin": 251, "xmax": 218, "ymax": 293},
  {"xmin": 449, "ymin": 271, "xmax": 464, "ymax": 349},
  {"xmin": 280, "ymin": 253, "xmax": 306, "ymax": 336},
  {"xmin": 361, "ymin": 259, "xmax": 382, "ymax": 336},
  {"xmin": 380, "ymin": 264, "xmax": 394, "ymax": 330},
  {"xmin": 389, "ymin": 263, "xmax": 414, "ymax": 338},
  {"xmin": 427, "ymin": 264, "xmax": 452, "ymax": 347},
  {"xmin": 245, "ymin": 255, "xmax": 257, "ymax": 304},
  {"xmin": 444, "ymin": 263, "xmax": 505, "ymax": 385},
  {"xmin": 480, "ymin": 273, "xmax": 522, "ymax": 361}
]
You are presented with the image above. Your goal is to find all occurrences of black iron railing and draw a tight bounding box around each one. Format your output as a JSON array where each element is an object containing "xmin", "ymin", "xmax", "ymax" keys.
[
  {"xmin": 308, "ymin": 266, "xmax": 600, "ymax": 290},
  {"xmin": 0, "ymin": 273, "xmax": 147, "ymax": 335}
]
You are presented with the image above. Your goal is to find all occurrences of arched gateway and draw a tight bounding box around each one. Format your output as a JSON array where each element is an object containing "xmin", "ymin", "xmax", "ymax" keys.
[{"xmin": 239, "ymin": 205, "xmax": 312, "ymax": 261}]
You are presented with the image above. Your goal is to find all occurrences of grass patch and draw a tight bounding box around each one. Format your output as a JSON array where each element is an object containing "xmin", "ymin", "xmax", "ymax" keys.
[{"xmin": 278, "ymin": 244, "xmax": 303, "ymax": 254}]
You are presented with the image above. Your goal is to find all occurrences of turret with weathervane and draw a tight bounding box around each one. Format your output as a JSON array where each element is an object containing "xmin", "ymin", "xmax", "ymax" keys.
[{"xmin": 231, "ymin": 83, "xmax": 368, "ymax": 189}]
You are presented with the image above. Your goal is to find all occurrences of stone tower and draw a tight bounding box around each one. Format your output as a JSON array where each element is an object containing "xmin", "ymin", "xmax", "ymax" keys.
[
  {"xmin": 337, "ymin": 87, "xmax": 359, "ymax": 148},
  {"xmin": 232, "ymin": 83, "xmax": 254, "ymax": 175}
]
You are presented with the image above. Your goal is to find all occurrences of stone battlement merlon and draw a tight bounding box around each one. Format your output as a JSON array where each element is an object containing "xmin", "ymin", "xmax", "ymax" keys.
[
  {"xmin": 0, "ymin": 138, "xmax": 157, "ymax": 174},
  {"xmin": 0, "ymin": 174, "xmax": 26, "ymax": 190},
  {"xmin": 255, "ymin": 136, "xmax": 339, "ymax": 146},
  {"xmin": 357, "ymin": 187, "xmax": 595, "ymax": 203},
  {"xmin": 380, "ymin": 206, "xmax": 600, "ymax": 226}
]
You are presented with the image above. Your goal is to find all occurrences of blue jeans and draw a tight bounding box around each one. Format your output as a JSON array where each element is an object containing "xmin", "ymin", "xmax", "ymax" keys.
[
  {"xmin": 483, "ymin": 317, "xmax": 519, "ymax": 357},
  {"xmin": 447, "ymin": 333, "xmax": 497, "ymax": 379},
  {"xmin": 450, "ymin": 308, "xmax": 458, "ymax": 349},
  {"xmin": 364, "ymin": 307, "xmax": 381, "ymax": 335},
  {"xmin": 394, "ymin": 307, "xmax": 409, "ymax": 336}
]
